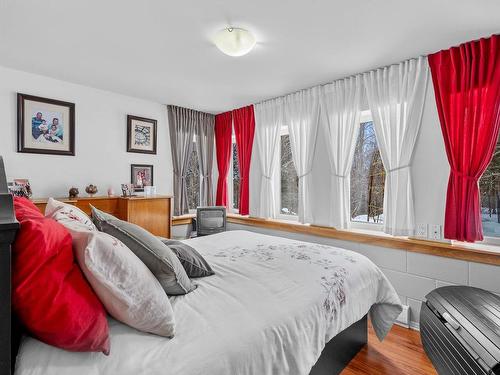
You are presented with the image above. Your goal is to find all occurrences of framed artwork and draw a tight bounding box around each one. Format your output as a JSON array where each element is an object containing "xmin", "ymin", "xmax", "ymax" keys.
[
  {"xmin": 127, "ymin": 115, "xmax": 157, "ymax": 154},
  {"xmin": 17, "ymin": 93, "xmax": 75, "ymax": 156},
  {"xmin": 8, "ymin": 179, "xmax": 32, "ymax": 198},
  {"xmin": 131, "ymin": 164, "xmax": 153, "ymax": 192}
]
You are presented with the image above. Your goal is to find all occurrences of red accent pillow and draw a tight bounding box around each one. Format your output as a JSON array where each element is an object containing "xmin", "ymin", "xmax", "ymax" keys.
[{"xmin": 12, "ymin": 197, "xmax": 110, "ymax": 354}]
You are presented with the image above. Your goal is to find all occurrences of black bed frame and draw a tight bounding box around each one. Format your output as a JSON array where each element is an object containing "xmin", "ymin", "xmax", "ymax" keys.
[
  {"xmin": 0, "ymin": 156, "xmax": 367, "ymax": 375},
  {"xmin": 0, "ymin": 157, "xmax": 20, "ymax": 375}
]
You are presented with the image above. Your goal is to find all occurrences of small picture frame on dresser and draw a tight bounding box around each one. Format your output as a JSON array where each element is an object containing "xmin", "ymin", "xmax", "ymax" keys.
[
  {"xmin": 127, "ymin": 115, "xmax": 157, "ymax": 154},
  {"xmin": 131, "ymin": 164, "xmax": 153, "ymax": 192}
]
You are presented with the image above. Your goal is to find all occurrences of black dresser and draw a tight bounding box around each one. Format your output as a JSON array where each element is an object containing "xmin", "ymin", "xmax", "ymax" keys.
[{"xmin": 421, "ymin": 286, "xmax": 500, "ymax": 375}]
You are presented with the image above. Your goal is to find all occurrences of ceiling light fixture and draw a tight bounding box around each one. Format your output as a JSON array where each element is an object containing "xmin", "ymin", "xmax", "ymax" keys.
[{"xmin": 213, "ymin": 27, "xmax": 256, "ymax": 57}]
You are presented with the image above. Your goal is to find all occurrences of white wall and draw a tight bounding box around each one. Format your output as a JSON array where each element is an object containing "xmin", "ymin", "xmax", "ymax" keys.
[
  {"xmin": 249, "ymin": 79, "xmax": 450, "ymax": 233},
  {"xmin": 0, "ymin": 65, "xmax": 172, "ymax": 198}
]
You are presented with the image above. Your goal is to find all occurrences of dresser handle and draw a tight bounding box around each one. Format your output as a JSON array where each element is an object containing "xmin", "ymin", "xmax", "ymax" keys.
[{"xmin": 442, "ymin": 312, "xmax": 461, "ymax": 330}]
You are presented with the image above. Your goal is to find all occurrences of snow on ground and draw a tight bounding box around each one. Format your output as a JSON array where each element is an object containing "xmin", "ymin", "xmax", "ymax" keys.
[
  {"xmin": 352, "ymin": 214, "xmax": 384, "ymax": 224},
  {"xmin": 482, "ymin": 211, "xmax": 500, "ymax": 237}
]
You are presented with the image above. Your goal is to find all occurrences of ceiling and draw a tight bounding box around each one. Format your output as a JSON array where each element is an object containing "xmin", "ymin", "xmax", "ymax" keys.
[{"xmin": 0, "ymin": 0, "xmax": 499, "ymax": 113}]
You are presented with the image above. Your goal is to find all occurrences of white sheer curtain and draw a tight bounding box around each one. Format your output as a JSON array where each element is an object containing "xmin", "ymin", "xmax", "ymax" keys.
[
  {"xmin": 285, "ymin": 87, "xmax": 320, "ymax": 223},
  {"xmin": 321, "ymin": 75, "xmax": 362, "ymax": 229},
  {"xmin": 254, "ymin": 98, "xmax": 284, "ymax": 218},
  {"xmin": 363, "ymin": 56, "xmax": 429, "ymax": 236}
]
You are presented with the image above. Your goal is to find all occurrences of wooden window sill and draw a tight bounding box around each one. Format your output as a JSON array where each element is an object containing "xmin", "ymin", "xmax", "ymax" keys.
[
  {"xmin": 172, "ymin": 214, "xmax": 195, "ymax": 226},
  {"xmin": 226, "ymin": 214, "xmax": 500, "ymax": 266}
]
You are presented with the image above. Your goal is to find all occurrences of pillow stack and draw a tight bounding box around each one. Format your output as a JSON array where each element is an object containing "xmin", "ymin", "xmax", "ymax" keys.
[
  {"xmin": 45, "ymin": 198, "xmax": 176, "ymax": 338},
  {"xmin": 12, "ymin": 197, "xmax": 110, "ymax": 354},
  {"xmin": 11, "ymin": 197, "xmax": 215, "ymax": 355},
  {"xmin": 91, "ymin": 206, "xmax": 196, "ymax": 295}
]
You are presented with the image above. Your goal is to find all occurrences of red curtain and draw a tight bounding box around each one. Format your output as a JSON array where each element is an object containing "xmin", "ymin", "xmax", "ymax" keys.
[
  {"xmin": 233, "ymin": 105, "xmax": 255, "ymax": 215},
  {"xmin": 215, "ymin": 111, "xmax": 233, "ymax": 207},
  {"xmin": 429, "ymin": 35, "xmax": 500, "ymax": 242}
]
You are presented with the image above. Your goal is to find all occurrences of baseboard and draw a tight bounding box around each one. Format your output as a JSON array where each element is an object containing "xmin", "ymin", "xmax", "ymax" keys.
[
  {"xmin": 395, "ymin": 304, "xmax": 410, "ymax": 328},
  {"xmin": 410, "ymin": 321, "xmax": 420, "ymax": 331}
]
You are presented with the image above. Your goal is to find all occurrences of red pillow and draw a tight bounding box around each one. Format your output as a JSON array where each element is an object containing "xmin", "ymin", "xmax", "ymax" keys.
[{"xmin": 12, "ymin": 197, "xmax": 110, "ymax": 354}]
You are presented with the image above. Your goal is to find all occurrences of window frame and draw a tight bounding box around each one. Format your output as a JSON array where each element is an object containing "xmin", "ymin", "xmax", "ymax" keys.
[
  {"xmin": 349, "ymin": 110, "xmax": 384, "ymax": 232},
  {"xmin": 277, "ymin": 125, "xmax": 299, "ymax": 221}
]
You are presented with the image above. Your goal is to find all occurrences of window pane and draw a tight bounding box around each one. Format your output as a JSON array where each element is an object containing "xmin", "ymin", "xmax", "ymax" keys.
[
  {"xmin": 480, "ymin": 136, "xmax": 500, "ymax": 237},
  {"xmin": 232, "ymin": 143, "xmax": 240, "ymax": 210},
  {"xmin": 185, "ymin": 143, "xmax": 199, "ymax": 210},
  {"xmin": 350, "ymin": 121, "xmax": 385, "ymax": 223},
  {"xmin": 280, "ymin": 134, "xmax": 298, "ymax": 215}
]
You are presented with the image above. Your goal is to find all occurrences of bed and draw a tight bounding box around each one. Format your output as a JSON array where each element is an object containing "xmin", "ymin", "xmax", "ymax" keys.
[{"xmin": 0, "ymin": 157, "xmax": 402, "ymax": 375}]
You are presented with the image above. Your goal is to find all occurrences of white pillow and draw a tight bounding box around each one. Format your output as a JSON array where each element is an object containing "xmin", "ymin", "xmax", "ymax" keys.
[
  {"xmin": 46, "ymin": 198, "xmax": 175, "ymax": 337},
  {"xmin": 44, "ymin": 197, "xmax": 96, "ymax": 231}
]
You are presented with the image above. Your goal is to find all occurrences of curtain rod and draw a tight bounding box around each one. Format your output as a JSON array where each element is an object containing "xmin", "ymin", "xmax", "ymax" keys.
[
  {"xmin": 251, "ymin": 55, "xmax": 427, "ymax": 108},
  {"xmin": 219, "ymin": 33, "xmax": 497, "ymax": 114}
]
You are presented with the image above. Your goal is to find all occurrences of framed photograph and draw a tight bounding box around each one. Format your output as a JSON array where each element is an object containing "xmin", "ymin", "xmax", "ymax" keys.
[
  {"xmin": 8, "ymin": 179, "xmax": 32, "ymax": 198},
  {"xmin": 120, "ymin": 183, "xmax": 136, "ymax": 197},
  {"xmin": 131, "ymin": 164, "xmax": 153, "ymax": 192},
  {"xmin": 127, "ymin": 115, "xmax": 157, "ymax": 154},
  {"xmin": 17, "ymin": 93, "xmax": 75, "ymax": 156}
]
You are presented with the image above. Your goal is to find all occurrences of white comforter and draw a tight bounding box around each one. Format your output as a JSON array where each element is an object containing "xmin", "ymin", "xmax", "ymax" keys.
[{"xmin": 16, "ymin": 230, "xmax": 401, "ymax": 375}]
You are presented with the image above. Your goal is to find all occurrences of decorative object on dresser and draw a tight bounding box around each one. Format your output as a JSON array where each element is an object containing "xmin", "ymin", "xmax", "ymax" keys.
[
  {"xmin": 144, "ymin": 185, "xmax": 157, "ymax": 196},
  {"xmin": 131, "ymin": 164, "xmax": 153, "ymax": 192},
  {"xmin": 121, "ymin": 183, "xmax": 135, "ymax": 197},
  {"xmin": 107, "ymin": 187, "xmax": 115, "ymax": 197},
  {"xmin": 69, "ymin": 187, "xmax": 79, "ymax": 199},
  {"xmin": 85, "ymin": 184, "xmax": 98, "ymax": 197},
  {"xmin": 420, "ymin": 286, "xmax": 500, "ymax": 375},
  {"xmin": 127, "ymin": 115, "xmax": 157, "ymax": 154},
  {"xmin": 17, "ymin": 93, "xmax": 75, "ymax": 156},
  {"xmin": 32, "ymin": 195, "xmax": 172, "ymax": 238}
]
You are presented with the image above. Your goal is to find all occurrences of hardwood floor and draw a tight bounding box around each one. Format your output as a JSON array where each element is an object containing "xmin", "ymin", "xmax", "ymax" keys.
[{"xmin": 341, "ymin": 323, "xmax": 437, "ymax": 375}]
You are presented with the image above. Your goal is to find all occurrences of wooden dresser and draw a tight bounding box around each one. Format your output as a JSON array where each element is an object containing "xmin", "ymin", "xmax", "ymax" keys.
[{"xmin": 33, "ymin": 195, "xmax": 172, "ymax": 238}]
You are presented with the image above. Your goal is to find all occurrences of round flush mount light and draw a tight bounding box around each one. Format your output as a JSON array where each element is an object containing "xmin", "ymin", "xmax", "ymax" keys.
[{"xmin": 213, "ymin": 27, "xmax": 256, "ymax": 57}]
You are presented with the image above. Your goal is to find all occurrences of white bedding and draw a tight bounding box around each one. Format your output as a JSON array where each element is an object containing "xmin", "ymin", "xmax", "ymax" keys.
[{"xmin": 15, "ymin": 230, "xmax": 401, "ymax": 375}]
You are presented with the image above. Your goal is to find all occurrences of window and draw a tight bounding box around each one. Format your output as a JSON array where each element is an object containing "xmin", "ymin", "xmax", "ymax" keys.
[
  {"xmin": 480, "ymin": 135, "xmax": 500, "ymax": 238},
  {"xmin": 350, "ymin": 118, "xmax": 385, "ymax": 224},
  {"xmin": 185, "ymin": 142, "xmax": 199, "ymax": 211},
  {"xmin": 280, "ymin": 133, "xmax": 299, "ymax": 216},
  {"xmin": 232, "ymin": 142, "xmax": 240, "ymax": 211}
]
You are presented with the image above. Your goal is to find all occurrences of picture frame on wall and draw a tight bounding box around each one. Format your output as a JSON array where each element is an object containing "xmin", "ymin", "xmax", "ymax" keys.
[
  {"xmin": 17, "ymin": 93, "xmax": 75, "ymax": 156},
  {"xmin": 131, "ymin": 164, "xmax": 153, "ymax": 192},
  {"xmin": 127, "ymin": 115, "xmax": 157, "ymax": 154}
]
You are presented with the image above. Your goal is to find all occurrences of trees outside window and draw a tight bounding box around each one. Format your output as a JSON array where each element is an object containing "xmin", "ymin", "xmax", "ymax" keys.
[
  {"xmin": 480, "ymin": 135, "xmax": 500, "ymax": 237},
  {"xmin": 350, "ymin": 121, "xmax": 385, "ymax": 224},
  {"xmin": 280, "ymin": 134, "xmax": 298, "ymax": 216},
  {"xmin": 232, "ymin": 142, "xmax": 240, "ymax": 211},
  {"xmin": 185, "ymin": 142, "xmax": 199, "ymax": 211}
]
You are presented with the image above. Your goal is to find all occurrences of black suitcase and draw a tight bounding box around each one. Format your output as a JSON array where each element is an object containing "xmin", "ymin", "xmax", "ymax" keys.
[{"xmin": 420, "ymin": 286, "xmax": 500, "ymax": 375}]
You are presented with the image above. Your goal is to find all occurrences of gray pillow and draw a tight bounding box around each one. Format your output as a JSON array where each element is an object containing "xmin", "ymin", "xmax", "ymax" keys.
[
  {"xmin": 161, "ymin": 239, "xmax": 215, "ymax": 278},
  {"xmin": 91, "ymin": 206, "xmax": 195, "ymax": 295}
]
